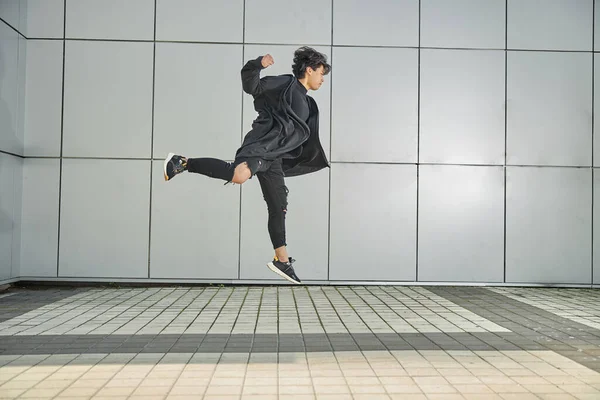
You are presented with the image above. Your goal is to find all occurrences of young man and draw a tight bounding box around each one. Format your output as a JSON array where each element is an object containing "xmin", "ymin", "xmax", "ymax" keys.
[{"xmin": 163, "ymin": 46, "xmax": 331, "ymax": 284}]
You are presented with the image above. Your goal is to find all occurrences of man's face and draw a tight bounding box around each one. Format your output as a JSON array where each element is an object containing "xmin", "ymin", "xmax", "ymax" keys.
[{"xmin": 306, "ymin": 65, "xmax": 325, "ymax": 90}]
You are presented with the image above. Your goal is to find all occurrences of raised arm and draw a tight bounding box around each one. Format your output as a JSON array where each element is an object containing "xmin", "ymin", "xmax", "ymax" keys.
[{"xmin": 241, "ymin": 54, "xmax": 274, "ymax": 96}]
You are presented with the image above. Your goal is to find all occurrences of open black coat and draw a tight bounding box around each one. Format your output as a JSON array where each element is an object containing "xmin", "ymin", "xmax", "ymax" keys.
[{"xmin": 235, "ymin": 56, "xmax": 330, "ymax": 177}]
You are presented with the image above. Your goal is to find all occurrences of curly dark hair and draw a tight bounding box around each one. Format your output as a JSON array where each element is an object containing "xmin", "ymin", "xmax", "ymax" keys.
[{"xmin": 292, "ymin": 46, "xmax": 331, "ymax": 79}]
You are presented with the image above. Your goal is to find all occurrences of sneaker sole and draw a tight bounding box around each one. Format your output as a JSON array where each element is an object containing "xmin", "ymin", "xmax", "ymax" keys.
[
  {"xmin": 267, "ymin": 262, "xmax": 301, "ymax": 285},
  {"xmin": 163, "ymin": 152, "xmax": 174, "ymax": 181}
]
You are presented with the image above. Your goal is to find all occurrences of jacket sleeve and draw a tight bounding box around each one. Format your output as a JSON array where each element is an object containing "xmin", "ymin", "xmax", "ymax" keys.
[{"xmin": 241, "ymin": 56, "xmax": 265, "ymax": 96}]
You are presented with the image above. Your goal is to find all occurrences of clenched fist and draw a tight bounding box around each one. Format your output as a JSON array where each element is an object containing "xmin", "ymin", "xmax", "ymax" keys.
[{"xmin": 261, "ymin": 54, "xmax": 274, "ymax": 68}]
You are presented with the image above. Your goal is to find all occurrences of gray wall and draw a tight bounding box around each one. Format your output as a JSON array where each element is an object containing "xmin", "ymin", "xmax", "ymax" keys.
[
  {"xmin": 5, "ymin": 0, "xmax": 599, "ymax": 285},
  {"xmin": 0, "ymin": 0, "xmax": 26, "ymax": 283}
]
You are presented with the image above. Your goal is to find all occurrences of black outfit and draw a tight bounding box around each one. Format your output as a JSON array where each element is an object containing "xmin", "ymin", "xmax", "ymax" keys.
[{"xmin": 186, "ymin": 56, "xmax": 329, "ymax": 249}]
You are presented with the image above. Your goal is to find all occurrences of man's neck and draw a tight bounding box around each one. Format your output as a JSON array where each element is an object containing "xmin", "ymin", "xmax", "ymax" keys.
[{"xmin": 298, "ymin": 77, "xmax": 310, "ymax": 92}]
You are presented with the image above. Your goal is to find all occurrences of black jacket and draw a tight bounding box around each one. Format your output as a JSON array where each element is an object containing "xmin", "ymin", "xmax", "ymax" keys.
[{"xmin": 235, "ymin": 56, "xmax": 330, "ymax": 177}]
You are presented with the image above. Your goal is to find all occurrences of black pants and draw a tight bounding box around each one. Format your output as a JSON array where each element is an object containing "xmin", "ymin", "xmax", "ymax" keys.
[{"xmin": 186, "ymin": 157, "xmax": 289, "ymax": 249}]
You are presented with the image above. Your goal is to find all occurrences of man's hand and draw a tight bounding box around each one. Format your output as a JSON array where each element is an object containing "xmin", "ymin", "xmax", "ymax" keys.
[{"xmin": 261, "ymin": 54, "xmax": 274, "ymax": 68}]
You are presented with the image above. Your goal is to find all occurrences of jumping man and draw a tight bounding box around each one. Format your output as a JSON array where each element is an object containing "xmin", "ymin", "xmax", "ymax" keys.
[{"xmin": 163, "ymin": 46, "xmax": 331, "ymax": 284}]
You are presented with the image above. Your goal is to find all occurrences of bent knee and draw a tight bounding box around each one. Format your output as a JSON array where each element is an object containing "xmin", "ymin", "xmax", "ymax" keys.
[
  {"xmin": 231, "ymin": 163, "xmax": 251, "ymax": 184},
  {"xmin": 231, "ymin": 174, "xmax": 249, "ymax": 184}
]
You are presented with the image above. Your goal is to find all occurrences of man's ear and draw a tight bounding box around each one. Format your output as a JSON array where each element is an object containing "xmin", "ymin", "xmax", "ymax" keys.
[{"xmin": 306, "ymin": 66, "xmax": 313, "ymax": 75}]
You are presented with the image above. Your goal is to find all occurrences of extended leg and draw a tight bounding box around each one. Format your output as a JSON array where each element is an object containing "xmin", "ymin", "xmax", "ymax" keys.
[
  {"xmin": 257, "ymin": 159, "xmax": 289, "ymax": 253},
  {"xmin": 164, "ymin": 153, "xmax": 252, "ymax": 184},
  {"xmin": 187, "ymin": 158, "xmax": 252, "ymax": 184},
  {"xmin": 258, "ymin": 160, "xmax": 301, "ymax": 284}
]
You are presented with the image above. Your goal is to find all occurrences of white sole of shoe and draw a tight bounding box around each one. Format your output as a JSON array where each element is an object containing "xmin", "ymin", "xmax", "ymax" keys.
[
  {"xmin": 164, "ymin": 152, "xmax": 174, "ymax": 181},
  {"xmin": 267, "ymin": 262, "xmax": 301, "ymax": 285}
]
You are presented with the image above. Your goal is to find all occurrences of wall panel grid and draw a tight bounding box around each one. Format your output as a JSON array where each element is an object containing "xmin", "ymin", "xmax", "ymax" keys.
[{"xmin": 12, "ymin": 0, "xmax": 599, "ymax": 286}]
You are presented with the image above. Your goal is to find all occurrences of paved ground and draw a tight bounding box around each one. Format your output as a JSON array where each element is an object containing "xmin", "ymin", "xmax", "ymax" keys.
[{"xmin": 0, "ymin": 285, "xmax": 599, "ymax": 399}]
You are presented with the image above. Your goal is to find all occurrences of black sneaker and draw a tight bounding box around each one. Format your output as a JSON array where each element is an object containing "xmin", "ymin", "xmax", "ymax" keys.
[
  {"xmin": 267, "ymin": 256, "xmax": 301, "ymax": 284},
  {"xmin": 164, "ymin": 153, "xmax": 187, "ymax": 181}
]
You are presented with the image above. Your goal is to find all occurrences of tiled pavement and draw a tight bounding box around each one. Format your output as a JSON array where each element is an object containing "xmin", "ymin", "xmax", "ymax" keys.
[{"xmin": 0, "ymin": 285, "xmax": 599, "ymax": 399}]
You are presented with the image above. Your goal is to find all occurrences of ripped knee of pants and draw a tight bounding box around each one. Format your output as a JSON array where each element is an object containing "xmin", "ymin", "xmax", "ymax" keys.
[{"xmin": 267, "ymin": 205, "xmax": 287, "ymax": 218}]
